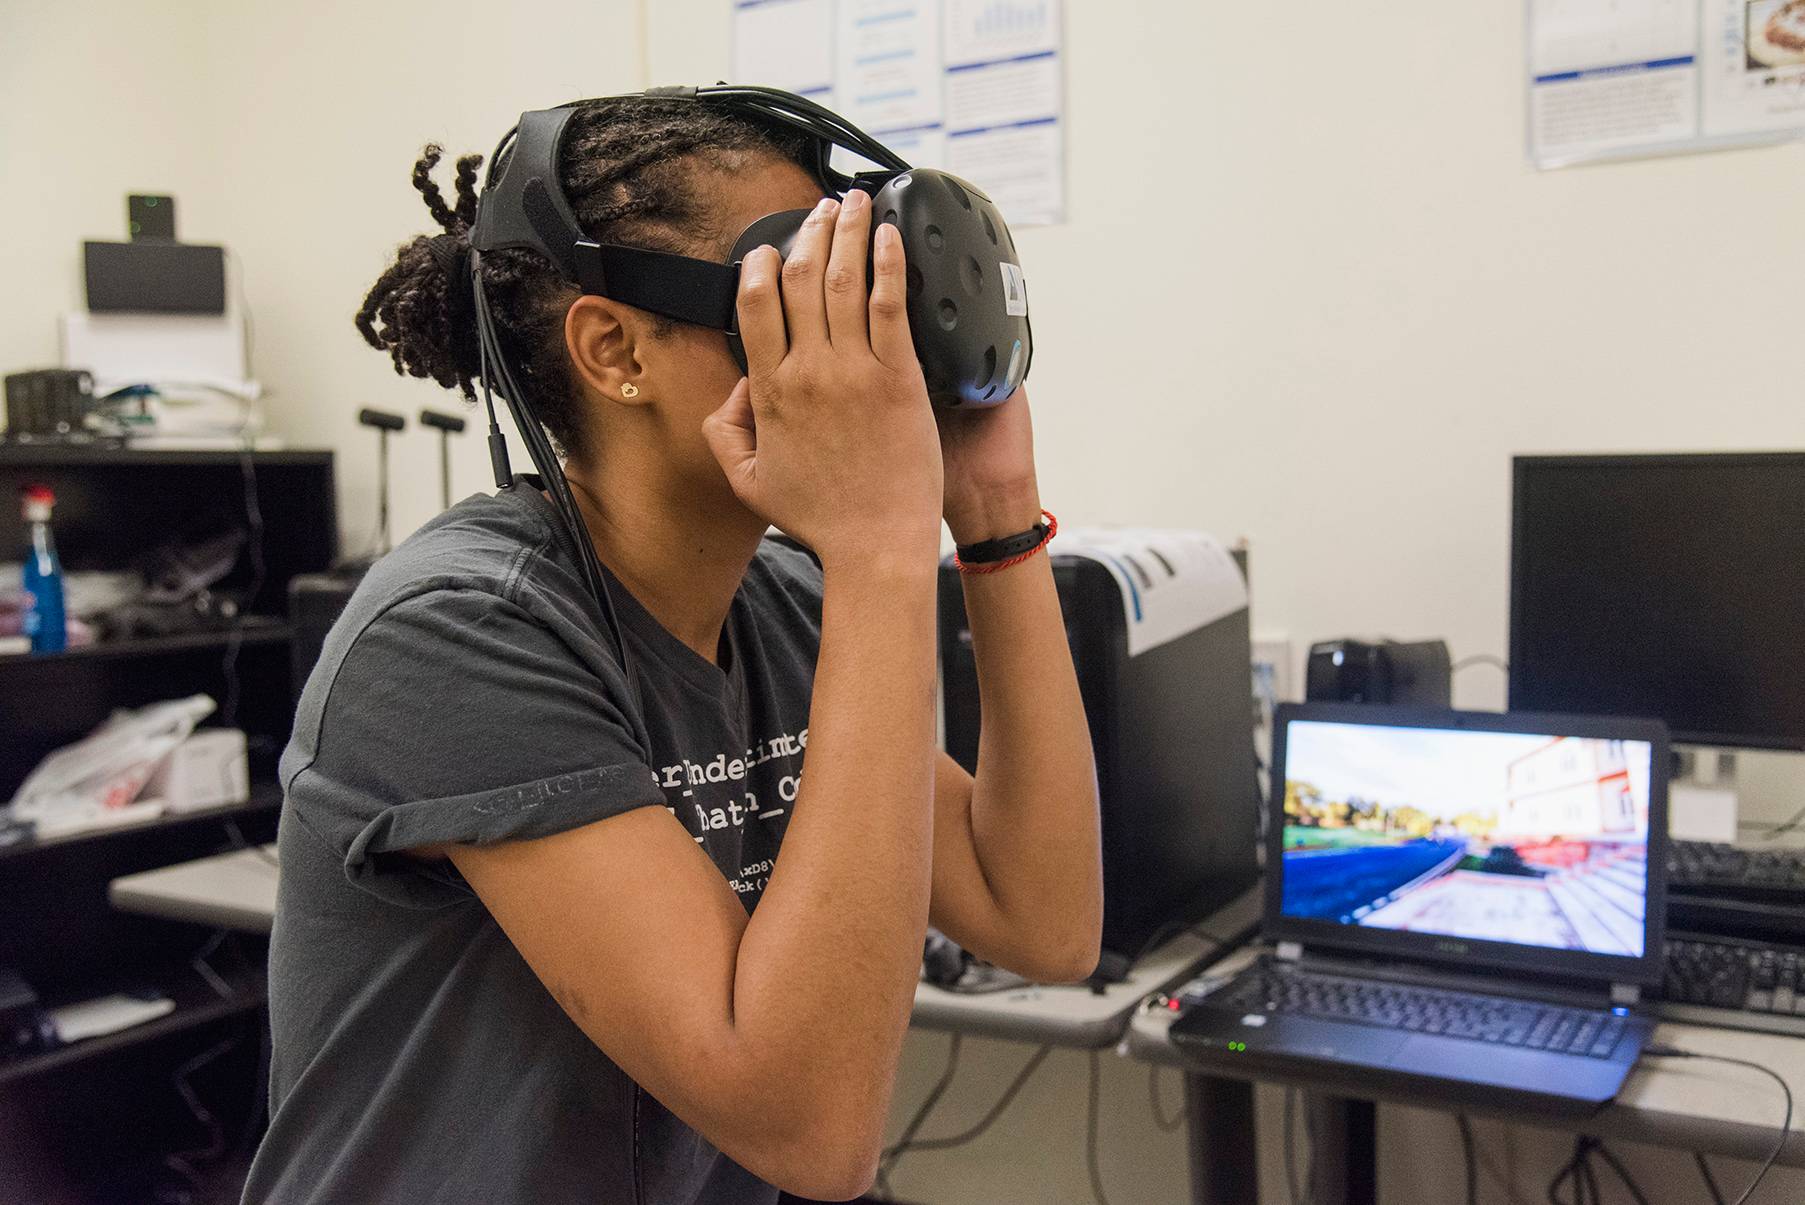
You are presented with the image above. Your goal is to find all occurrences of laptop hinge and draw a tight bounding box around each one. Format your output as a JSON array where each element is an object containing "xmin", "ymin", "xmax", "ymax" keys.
[
  {"xmin": 1276, "ymin": 941, "xmax": 1303, "ymax": 963},
  {"xmin": 1610, "ymin": 983, "xmax": 1640, "ymax": 1006}
]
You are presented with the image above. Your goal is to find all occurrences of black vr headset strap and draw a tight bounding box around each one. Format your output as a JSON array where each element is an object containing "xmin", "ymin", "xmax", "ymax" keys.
[
  {"xmin": 573, "ymin": 242, "xmax": 740, "ymax": 333},
  {"xmin": 474, "ymin": 106, "xmax": 742, "ymax": 333}
]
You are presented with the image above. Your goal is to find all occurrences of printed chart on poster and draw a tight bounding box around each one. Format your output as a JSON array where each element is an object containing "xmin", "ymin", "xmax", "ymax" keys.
[
  {"xmin": 731, "ymin": 0, "xmax": 1065, "ymax": 225},
  {"xmin": 1528, "ymin": 0, "xmax": 1805, "ymax": 167}
]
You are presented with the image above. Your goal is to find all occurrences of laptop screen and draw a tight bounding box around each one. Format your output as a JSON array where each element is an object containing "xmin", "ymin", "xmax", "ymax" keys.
[{"xmin": 1278, "ymin": 717, "xmax": 1656, "ymax": 960}]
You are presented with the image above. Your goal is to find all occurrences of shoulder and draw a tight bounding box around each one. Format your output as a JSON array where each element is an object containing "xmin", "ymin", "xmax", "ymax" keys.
[
  {"xmin": 333, "ymin": 488, "xmax": 602, "ymax": 662},
  {"xmin": 286, "ymin": 490, "xmax": 625, "ymax": 778},
  {"xmin": 356, "ymin": 488, "xmax": 572, "ymax": 613}
]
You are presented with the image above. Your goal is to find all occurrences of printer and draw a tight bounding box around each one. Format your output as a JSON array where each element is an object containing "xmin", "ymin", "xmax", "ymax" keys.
[{"xmin": 939, "ymin": 530, "xmax": 1258, "ymax": 973}]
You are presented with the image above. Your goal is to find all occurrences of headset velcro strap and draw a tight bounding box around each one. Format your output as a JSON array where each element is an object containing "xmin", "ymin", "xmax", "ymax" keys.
[{"xmin": 573, "ymin": 241, "xmax": 740, "ymax": 333}]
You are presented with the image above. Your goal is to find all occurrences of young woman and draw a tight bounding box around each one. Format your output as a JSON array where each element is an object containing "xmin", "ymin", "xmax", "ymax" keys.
[{"xmin": 245, "ymin": 97, "xmax": 1101, "ymax": 1204}]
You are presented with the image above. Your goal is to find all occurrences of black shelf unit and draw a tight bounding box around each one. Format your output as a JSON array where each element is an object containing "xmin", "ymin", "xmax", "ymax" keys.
[
  {"xmin": 0, "ymin": 961, "xmax": 267, "ymax": 1090},
  {"xmin": 1, "ymin": 447, "xmax": 334, "ymax": 1201},
  {"xmin": 0, "ymin": 616, "xmax": 291, "ymax": 667}
]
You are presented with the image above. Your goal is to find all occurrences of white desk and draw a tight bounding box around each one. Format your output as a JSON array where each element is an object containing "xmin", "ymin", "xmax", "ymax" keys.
[
  {"xmin": 1128, "ymin": 942, "xmax": 1805, "ymax": 1202},
  {"xmin": 911, "ymin": 888, "xmax": 1262, "ymax": 1048},
  {"xmin": 107, "ymin": 847, "xmax": 1259, "ymax": 1046},
  {"xmin": 108, "ymin": 845, "xmax": 279, "ymax": 934},
  {"xmin": 109, "ymin": 853, "xmax": 1805, "ymax": 1200}
]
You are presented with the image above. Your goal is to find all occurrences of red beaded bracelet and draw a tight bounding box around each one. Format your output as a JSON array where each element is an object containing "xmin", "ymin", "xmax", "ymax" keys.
[{"xmin": 953, "ymin": 510, "xmax": 1058, "ymax": 575}]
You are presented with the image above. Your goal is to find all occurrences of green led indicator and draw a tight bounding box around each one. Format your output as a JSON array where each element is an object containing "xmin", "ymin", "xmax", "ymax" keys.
[{"xmin": 1228, "ymin": 1041, "xmax": 1246, "ymax": 1052}]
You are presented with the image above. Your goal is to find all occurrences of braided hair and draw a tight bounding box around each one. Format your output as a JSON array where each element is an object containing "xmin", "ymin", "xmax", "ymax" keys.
[{"xmin": 355, "ymin": 98, "xmax": 814, "ymax": 456}]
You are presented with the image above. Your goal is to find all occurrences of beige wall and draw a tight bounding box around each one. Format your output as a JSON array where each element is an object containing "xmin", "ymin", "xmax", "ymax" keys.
[
  {"xmin": 651, "ymin": 0, "xmax": 1805, "ymax": 718},
  {"xmin": 2, "ymin": 0, "xmax": 647, "ymax": 552},
  {"xmin": 1, "ymin": 2, "xmax": 221, "ymax": 369},
  {"xmin": 6, "ymin": 1, "xmax": 1805, "ymax": 1200}
]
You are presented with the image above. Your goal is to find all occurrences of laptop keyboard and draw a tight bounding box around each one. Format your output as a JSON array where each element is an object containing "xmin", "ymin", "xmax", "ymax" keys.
[{"xmin": 1214, "ymin": 963, "xmax": 1630, "ymax": 1059}]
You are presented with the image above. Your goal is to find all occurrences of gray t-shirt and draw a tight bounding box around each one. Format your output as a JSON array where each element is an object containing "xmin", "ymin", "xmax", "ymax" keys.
[{"xmin": 244, "ymin": 481, "xmax": 823, "ymax": 1204}]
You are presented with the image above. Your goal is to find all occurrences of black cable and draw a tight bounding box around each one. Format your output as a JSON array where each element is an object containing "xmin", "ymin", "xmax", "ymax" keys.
[
  {"xmin": 877, "ymin": 1033, "xmax": 962, "ymax": 1194},
  {"xmin": 472, "ymin": 266, "xmax": 636, "ymax": 709},
  {"xmin": 1470, "ymin": 1120, "xmax": 1541, "ymax": 1205},
  {"xmin": 1646, "ymin": 1046, "xmax": 1792, "ymax": 1205},
  {"xmin": 223, "ymin": 817, "xmax": 279, "ymax": 867},
  {"xmin": 1590, "ymin": 1142, "xmax": 1650, "ymax": 1205},
  {"xmin": 1147, "ymin": 1064, "xmax": 1185, "ymax": 1132},
  {"xmin": 219, "ymin": 450, "xmax": 265, "ymax": 730},
  {"xmin": 1129, "ymin": 918, "xmax": 1237, "ymax": 969},
  {"xmin": 1453, "ymin": 653, "xmax": 1510, "ymax": 674},
  {"xmin": 189, "ymin": 929, "xmax": 233, "ymax": 1000},
  {"xmin": 1578, "ymin": 1152, "xmax": 1599, "ymax": 1205},
  {"xmin": 161, "ymin": 1034, "xmax": 239, "ymax": 1190},
  {"xmin": 697, "ymin": 85, "xmax": 910, "ymax": 173},
  {"xmin": 1695, "ymin": 1152, "xmax": 1728, "ymax": 1205},
  {"xmin": 1748, "ymin": 801, "xmax": 1805, "ymax": 842},
  {"xmin": 1547, "ymin": 1136, "xmax": 1593, "ymax": 1205},
  {"xmin": 1086, "ymin": 1050, "xmax": 1111, "ymax": 1205},
  {"xmin": 1455, "ymin": 1114, "xmax": 1478, "ymax": 1205},
  {"xmin": 895, "ymin": 1044, "xmax": 1052, "ymax": 1155}
]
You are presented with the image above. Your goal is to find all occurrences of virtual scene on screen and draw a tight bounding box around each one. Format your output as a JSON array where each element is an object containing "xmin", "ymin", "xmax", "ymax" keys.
[{"xmin": 1280, "ymin": 724, "xmax": 1651, "ymax": 957}]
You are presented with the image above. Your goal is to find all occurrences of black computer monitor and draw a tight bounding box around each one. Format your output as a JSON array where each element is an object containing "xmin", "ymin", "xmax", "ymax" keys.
[{"xmin": 1509, "ymin": 453, "xmax": 1805, "ymax": 752}]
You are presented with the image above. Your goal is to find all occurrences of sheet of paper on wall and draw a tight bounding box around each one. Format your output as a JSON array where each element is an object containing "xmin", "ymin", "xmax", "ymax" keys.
[
  {"xmin": 943, "ymin": 0, "xmax": 1065, "ymax": 224},
  {"xmin": 836, "ymin": 0, "xmax": 943, "ymax": 132},
  {"xmin": 1527, "ymin": 0, "xmax": 1805, "ymax": 167},
  {"xmin": 731, "ymin": 0, "xmax": 1066, "ymax": 226},
  {"xmin": 733, "ymin": 0, "xmax": 836, "ymax": 103},
  {"xmin": 1701, "ymin": 0, "xmax": 1805, "ymax": 135},
  {"xmin": 1058, "ymin": 527, "xmax": 1248, "ymax": 658}
]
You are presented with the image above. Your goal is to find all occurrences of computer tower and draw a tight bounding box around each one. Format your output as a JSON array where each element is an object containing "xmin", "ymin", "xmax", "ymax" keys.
[{"xmin": 939, "ymin": 551, "xmax": 1258, "ymax": 965}]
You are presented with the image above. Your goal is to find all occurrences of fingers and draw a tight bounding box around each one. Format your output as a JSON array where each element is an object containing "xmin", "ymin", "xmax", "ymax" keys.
[
  {"xmin": 736, "ymin": 246, "xmax": 787, "ymax": 376},
  {"xmin": 778, "ymin": 196, "xmax": 838, "ymax": 352},
  {"xmin": 701, "ymin": 378, "xmax": 759, "ymax": 499},
  {"xmin": 868, "ymin": 220, "xmax": 914, "ymax": 369},
  {"xmin": 823, "ymin": 189, "xmax": 871, "ymax": 349}
]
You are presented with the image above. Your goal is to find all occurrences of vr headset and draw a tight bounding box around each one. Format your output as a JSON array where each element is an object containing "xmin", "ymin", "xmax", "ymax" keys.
[
  {"xmin": 458, "ymin": 84, "xmax": 1034, "ymax": 671},
  {"xmin": 471, "ymin": 84, "xmax": 1031, "ymax": 409}
]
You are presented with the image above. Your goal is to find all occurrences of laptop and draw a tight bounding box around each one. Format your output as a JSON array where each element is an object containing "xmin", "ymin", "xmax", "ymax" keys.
[{"xmin": 1171, "ymin": 702, "xmax": 1670, "ymax": 1115}]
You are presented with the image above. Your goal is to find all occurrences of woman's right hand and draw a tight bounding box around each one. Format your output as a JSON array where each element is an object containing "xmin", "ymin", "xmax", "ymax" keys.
[{"xmin": 702, "ymin": 191, "xmax": 944, "ymax": 574}]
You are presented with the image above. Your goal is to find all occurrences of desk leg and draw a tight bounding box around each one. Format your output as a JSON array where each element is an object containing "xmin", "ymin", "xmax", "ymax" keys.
[
  {"xmin": 1182, "ymin": 1073, "xmax": 1258, "ymax": 1204},
  {"xmin": 1303, "ymin": 1094, "xmax": 1377, "ymax": 1205}
]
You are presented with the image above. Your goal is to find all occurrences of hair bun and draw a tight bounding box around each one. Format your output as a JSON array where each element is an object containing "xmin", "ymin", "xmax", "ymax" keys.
[
  {"xmin": 427, "ymin": 233, "xmax": 478, "ymax": 344},
  {"xmin": 354, "ymin": 149, "xmax": 487, "ymax": 398}
]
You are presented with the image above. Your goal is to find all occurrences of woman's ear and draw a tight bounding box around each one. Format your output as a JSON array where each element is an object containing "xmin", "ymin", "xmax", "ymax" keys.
[{"xmin": 564, "ymin": 295, "xmax": 653, "ymax": 406}]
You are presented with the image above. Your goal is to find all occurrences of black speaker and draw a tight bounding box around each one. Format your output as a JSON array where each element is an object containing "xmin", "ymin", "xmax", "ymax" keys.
[
  {"xmin": 84, "ymin": 240, "xmax": 225, "ymax": 314},
  {"xmin": 1305, "ymin": 638, "xmax": 1451, "ymax": 706}
]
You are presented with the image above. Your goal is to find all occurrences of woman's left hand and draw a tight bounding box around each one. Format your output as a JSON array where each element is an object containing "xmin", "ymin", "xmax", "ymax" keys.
[{"xmin": 936, "ymin": 387, "xmax": 1043, "ymax": 547}]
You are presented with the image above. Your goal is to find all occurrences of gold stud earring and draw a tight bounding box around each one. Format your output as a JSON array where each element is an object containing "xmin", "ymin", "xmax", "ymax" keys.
[{"xmin": 620, "ymin": 382, "xmax": 640, "ymax": 399}]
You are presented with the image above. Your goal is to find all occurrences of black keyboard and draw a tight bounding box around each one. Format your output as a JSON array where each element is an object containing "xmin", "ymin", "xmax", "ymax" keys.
[
  {"xmin": 1211, "ymin": 963, "xmax": 1629, "ymax": 1059},
  {"xmin": 1668, "ymin": 840, "xmax": 1805, "ymax": 898},
  {"xmin": 1658, "ymin": 932, "xmax": 1805, "ymax": 1035}
]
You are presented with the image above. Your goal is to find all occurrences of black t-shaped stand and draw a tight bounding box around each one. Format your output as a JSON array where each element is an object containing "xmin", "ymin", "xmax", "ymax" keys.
[
  {"xmin": 357, "ymin": 408, "xmax": 405, "ymax": 557},
  {"xmin": 420, "ymin": 409, "xmax": 468, "ymax": 511}
]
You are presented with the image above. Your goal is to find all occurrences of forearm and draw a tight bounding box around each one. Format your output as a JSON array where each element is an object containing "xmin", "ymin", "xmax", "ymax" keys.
[
  {"xmin": 729, "ymin": 556, "xmax": 939, "ymax": 1129},
  {"xmin": 962, "ymin": 552, "xmax": 1102, "ymax": 949}
]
